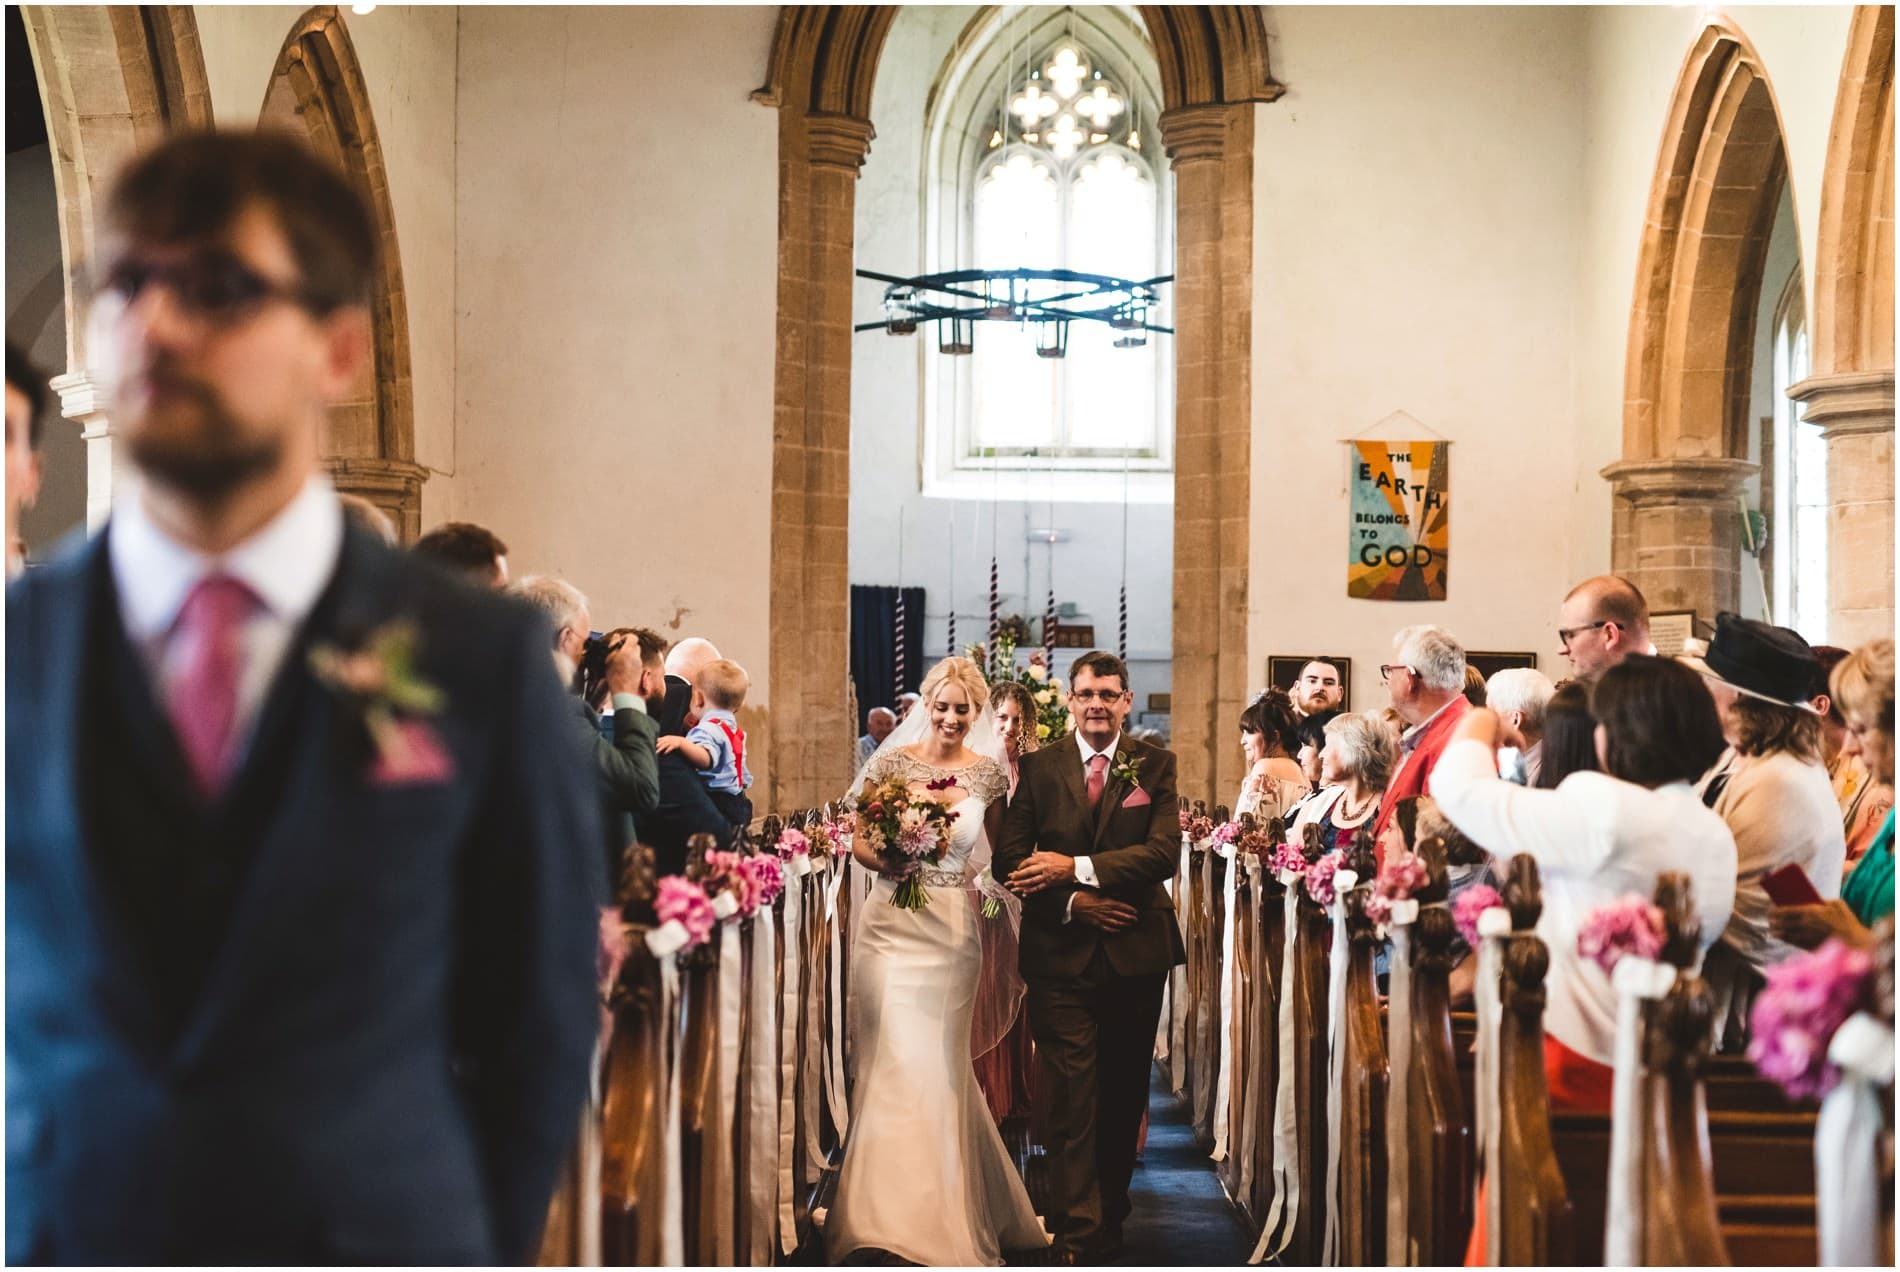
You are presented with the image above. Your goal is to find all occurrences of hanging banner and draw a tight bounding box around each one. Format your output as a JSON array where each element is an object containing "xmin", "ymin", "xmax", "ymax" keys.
[{"xmin": 1348, "ymin": 439, "xmax": 1449, "ymax": 600}]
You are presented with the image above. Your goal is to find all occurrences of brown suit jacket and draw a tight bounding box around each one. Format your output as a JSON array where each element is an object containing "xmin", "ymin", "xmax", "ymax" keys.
[{"xmin": 996, "ymin": 733, "xmax": 1187, "ymax": 979}]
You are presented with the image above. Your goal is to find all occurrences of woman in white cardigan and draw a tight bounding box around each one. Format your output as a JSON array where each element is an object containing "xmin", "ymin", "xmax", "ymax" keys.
[{"xmin": 1428, "ymin": 655, "xmax": 1737, "ymax": 1097}]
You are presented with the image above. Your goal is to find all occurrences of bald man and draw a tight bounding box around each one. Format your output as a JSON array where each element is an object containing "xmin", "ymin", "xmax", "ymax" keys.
[
  {"xmin": 664, "ymin": 636, "xmax": 722, "ymax": 684},
  {"xmin": 1557, "ymin": 575, "xmax": 1652, "ymax": 680}
]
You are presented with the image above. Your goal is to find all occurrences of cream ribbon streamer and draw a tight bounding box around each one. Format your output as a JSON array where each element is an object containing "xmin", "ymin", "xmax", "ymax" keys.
[
  {"xmin": 1603, "ymin": 955, "xmax": 1677, "ymax": 1266},
  {"xmin": 824, "ymin": 859, "xmax": 851, "ymax": 1139},
  {"xmin": 801, "ymin": 863, "xmax": 827, "ymax": 1182},
  {"xmin": 643, "ymin": 921, "xmax": 690, "ymax": 1267},
  {"xmin": 1472, "ymin": 906, "xmax": 1512, "ymax": 1267},
  {"xmin": 1250, "ymin": 872, "xmax": 1305, "ymax": 1263},
  {"xmin": 712, "ymin": 914, "xmax": 745, "ymax": 1266},
  {"xmin": 743, "ymin": 905, "xmax": 780, "ymax": 1265},
  {"xmin": 776, "ymin": 875, "xmax": 805, "ymax": 1253},
  {"xmin": 1816, "ymin": 1011, "xmax": 1896, "ymax": 1267},
  {"xmin": 1318, "ymin": 867, "xmax": 1359, "ymax": 1266},
  {"xmin": 1211, "ymin": 841, "xmax": 1241, "ymax": 1162},
  {"xmin": 1236, "ymin": 856, "xmax": 1265, "ymax": 1209},
  {"xmin": 1191, "ymin": 834, "xmax": 1217, "ymax": 1127},
  {"xmin": 1382, "ymin": 897, "xmax": 1420, "ymax": 1265},
  {"xmin": 1169, "ymin": 830, "xmax": 1193, "ymax": 1093}
]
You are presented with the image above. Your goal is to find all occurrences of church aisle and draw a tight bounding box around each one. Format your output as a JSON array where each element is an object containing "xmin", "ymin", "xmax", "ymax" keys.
[{"xmin": 1114, "ymin": 1068, "xmax": 1254, "ymax": 1267}]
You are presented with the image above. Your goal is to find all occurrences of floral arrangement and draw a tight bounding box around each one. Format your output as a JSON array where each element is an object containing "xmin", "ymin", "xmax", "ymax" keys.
[
  {"xmin": 1575, "ymin": 896, "xmax": 1666, "ymax": 975},
  {"xmin": 1270, "ymin": 839, "xmax": 1309, "ymax": 878},
  {"xmin": 852, "ymin": 772, "xmax": 961, "ymax": 911},
  {"xmin": 1237, "ymin": 825, "xmax": 1277, "ymax": 859},
  {"xmin": 1453, "ymin": 883, "xmax": 1504, "ymax": 948},
  {"xmin": 1304, "ymin": 853, "xmax": 1341, "ymax": 906},
  {"xmin": 1211, "ymin": 821, "xmax": 1241, "ymax": 850},
  {"xmin": 1185, "ymin": 813, "xmax": 1216, "ymax": 843},
  {"xmin": 807, "ymin": 820, "xmax": 843, "ymax": 859},
  {"xmin": 702, "ymin": 849, "xmax": 765, "ymax": 917},
  {"xmin": 776, "ymin": 827, "xmax": 810, "ymax": 860},
  {"xmin": 968, "ymin": 628, "xmax": 1072, "ymax": 742},
  {"xmin": 1179, "ymin": 807, "xmax": 1191, "ymax": 832},
  {"xmin": 655, "ymin": 875, "xmax": 716, "ymax": 950},
  {"xmin": 1747, "ymin": 938, "xmax": 1876, "ymax": 1101},
  {"xmin": 741, "ymin": 854, "xmax": 785, "ymax": 909},
  {"xmin": 1363, "ymin": 852, "xmax": 1430, "ymax": 927}
]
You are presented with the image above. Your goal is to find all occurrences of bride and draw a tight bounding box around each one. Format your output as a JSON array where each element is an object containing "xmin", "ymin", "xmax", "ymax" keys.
[{"xmin": 825, "ymin": 657, "xmax": 1047, "ymax": 1266}]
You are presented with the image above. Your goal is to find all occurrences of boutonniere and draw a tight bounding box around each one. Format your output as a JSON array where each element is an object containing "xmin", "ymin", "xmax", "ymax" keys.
[
  {"xmin": 1110, "ymin": 750, "xmax": 1143, "ymax": 788},
  {"xmin": 309, "ymin": 620, "xmax": 454, "ymax": 784}
]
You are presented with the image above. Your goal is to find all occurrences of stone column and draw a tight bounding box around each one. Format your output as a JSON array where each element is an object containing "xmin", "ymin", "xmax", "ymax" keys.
[
  {"xmin": 764, "ymin": 108, "xmax": 875, "ymax": 812},
  {"xmin": 323, "ymin": 456, "xmax": 429, "ymax": 543},
  {"xmin": 50, "ymin": 369, "xmax": 119, "ymax": 531},
  {"xmin": 1789, "ymin": 369, "xmax": 1895, "ymax": 647},
  {"xmin": 1160, "ymin": 103, "xmax": 1254, "ymax": 807},
  {"xmin": 1602, "ymin": 456, "xmax": 1757, "ymax": 623}
]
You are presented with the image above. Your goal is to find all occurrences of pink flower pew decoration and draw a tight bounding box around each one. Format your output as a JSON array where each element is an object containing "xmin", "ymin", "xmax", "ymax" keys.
[
  {"xmin": 1303, "ymin": 853, "xmax": 1340, "ymax": 906},
  {"xmin": 1747, "ymin": 938, "xmax": 1875, "ymax": 1101},
  {"xmin": 654, "ymin": 875, "xmax": 716, "ymax": 951},
  {"xmin": 741, "ymin": 854, "xmax": 785, "ymax": 909},
  {"xmin": 1575, "ymin": 896, "xmax": 1665, "ymax": 975},
  {"xmin": 1270, "ymin": 840, "xmax": 1308, "ymax": 878},
  {"xmin": 1453, "ymin": 883, "xmax": 1503, "ymax": 948}
]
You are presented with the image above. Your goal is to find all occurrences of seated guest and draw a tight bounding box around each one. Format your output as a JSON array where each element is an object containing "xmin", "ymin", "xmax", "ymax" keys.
[
  {"xmin": 1813, "ymin": 644, "xmax": 1893, "ymax": 860},
  {"xmin": 1557, "ymin": 573, "xmax": 1653, "ymax": 680},
  {"xmin": 1534, "ymin": 680, "xmax": 1600, "ymax": 789},
  {"xmin": 1371, "ymin": 624, "xmax": 1472, "ymax": 856},
  {"xmin": 1461, "ymin": 664, "xmax": 1488, "ymax": 709},
  {"xmin": 1486, "ymin": 667, "xmax": 1556, "ymax": 785},
  {"xmin": 1291, "ymin": 659, "xmax": 1345, "ymax": 719},
  {"xmin": 858, "ymin": 705, "xmax": 897, "ymax": 768},
  {"xmin": 413, "ymin": 520, "xmax": 509, "ymax": 589},
  {"xmin": 1683, "ymin": 614, "xmax": 1845, "ymax": 1041},
  {"xmin": 6, "ymin": 341, "xmax": 46, "ymax": 578},
  {"xmin": 1430, "ymin": 656, "xmax": 1735, "ymax": 1102},
  {"xmin": 1291, "ymin": 712, "xmax": 1396, "ymax": 854},
  {"xmin": 1236, "ymin": 687, "xmax": 1309, "ymax": 822},
  {"xmin": 658, "ymin": 658, "xmax": 754, "ymax": 829},
  {"xmin": 1286, "ymin": 708, "xmax": 1342, "ymax": 822},
  {"xmin": 1774, "ymin": 638, "xmax": 1896, "ymax": 950}
]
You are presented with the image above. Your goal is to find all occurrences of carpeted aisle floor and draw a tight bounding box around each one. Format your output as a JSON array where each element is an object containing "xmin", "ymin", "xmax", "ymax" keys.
[{"xmin": 1110, "ymin": 1067, "xmax": 1255, "ymax": 1266}]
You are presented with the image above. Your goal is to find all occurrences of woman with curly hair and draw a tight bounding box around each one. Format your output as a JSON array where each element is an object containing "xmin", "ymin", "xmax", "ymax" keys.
[{"xmin": 991, "ymin": 679, "xmax": 1041, "ymax": 803}]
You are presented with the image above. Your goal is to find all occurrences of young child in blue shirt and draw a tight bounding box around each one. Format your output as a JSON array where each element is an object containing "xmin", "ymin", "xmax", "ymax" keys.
[{"xmin": 656, "ymin": 658, "xmax": 754, "ymax": 829}]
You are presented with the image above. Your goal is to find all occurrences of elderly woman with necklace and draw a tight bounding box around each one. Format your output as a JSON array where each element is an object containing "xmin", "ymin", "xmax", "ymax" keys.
[{"xmin": 1291, "ymin": 712, "xmax": 1397, "ymax": 852}]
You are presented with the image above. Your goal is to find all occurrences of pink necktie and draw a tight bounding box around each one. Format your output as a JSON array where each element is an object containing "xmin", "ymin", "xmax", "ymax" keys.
[
  {"xmin": 1087, "ymin": 753, "xmax": 1108, "ymax": 805},
  {"xmin": 167, "ymin": 574, "xmax": 258, "ymax": 798}
]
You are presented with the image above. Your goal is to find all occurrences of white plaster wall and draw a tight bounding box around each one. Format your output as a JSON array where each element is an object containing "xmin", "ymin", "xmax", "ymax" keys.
[
  {"xmin": 1571, "ymin": 4, "xmax": 1857, "ymax": 590},
  {"xmin": 194, "ymin": 3, "xmax": 461, "ymax": 519},
  {"xmin": 851, "ymin": 4, "xmax": 1176, "ymax": 719},
  {"xmin": 5, "ymin": 144, "xmax": 84, "ymax": 555},
  {"xmin": 454, "ymin": 6, "xmax": 779, "ymax": 696},
  {"xmin": 1251, "ymin": 6, "xmax": 1588, "ymax": 716}
]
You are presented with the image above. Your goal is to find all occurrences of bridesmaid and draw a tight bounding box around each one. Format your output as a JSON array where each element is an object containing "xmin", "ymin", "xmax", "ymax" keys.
[{"xmin": 974, "ymin": 681, "xmax": 1043, "ymax": 1127}]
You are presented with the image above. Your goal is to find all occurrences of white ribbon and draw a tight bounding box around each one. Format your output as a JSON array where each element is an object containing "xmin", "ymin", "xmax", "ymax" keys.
[
  {"xmin": 789, "ymin": 852, "xmax": 813, "ymax": 878},
  {"xmin": 824, "ymin": 859, "xmax": 850, "ymax": 1139},
  {"xmin": 1817, "ymin": 1012, "xmax": 1896, "ymax": 1266},
  {"xmin": 1383, "ymin": 897, "xmax": 1421, "ymax": 1266},
  {"xmin": 801, "ymin": 866, "xmax": 827, "ymax": 1182},
  {"xmin": 712, "ymin": 921, "xmax": 745, "ymax": 1265},
  {"xmin": 1191, "ymin": 836, "xmax": 1218, "ymax": 1128},
  {"xmin": 776, "ymin": 882, "xmax": 804, "ymax": 1254},
  {"xmin": 743, "ymin": 906, "xmax": 780, "ymax": 1265},
  {"xmin": 1170, "ymin": 831, "xmax": 1193, "ymax": 1093},
  {"xmin": 1212, "ymin": 852, "xmax": 1241, "ymax": 1162},
  {"xmin": 1472, "ymin": 906, "xmax": 1512, "ymax": 1267},
  {"xmin": 712, "ymin": 890, "xmax": 740, "ymax": 920},
  {"xmin": 1251, "ymin": 873, "xmax": 1305, "ymax": 1263},
  {"xmin": 646, "ymin": 918, "xmax": 692, "ymax": 958},
  {"xmin": 1236, "ymin": 857, "xmax": 1266, "ymax": 1210},
  {"xmin": 657, "ymin": 953, "xmax": 684, "ymax": 1266},
  {"xmin": 1319, "ymin": 868, "xmax": 1358, "ymax": 1266},
  {"xmin": 1603, "ymin": 955, "xmax": 1677, "ymax": 1266}
]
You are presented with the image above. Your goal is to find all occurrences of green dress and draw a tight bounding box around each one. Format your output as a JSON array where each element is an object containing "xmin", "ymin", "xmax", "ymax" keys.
[{"xmin": 1841, "ymin": 808, "xmax": 1895, "ymax": 925}]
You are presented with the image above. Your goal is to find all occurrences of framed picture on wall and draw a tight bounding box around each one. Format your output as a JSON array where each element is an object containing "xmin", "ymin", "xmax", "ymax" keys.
[
  {"xmin": 1266, "ymin": 655, "xmax": 1353, "ymax": 713},
  {"xmin": 1467, "ymin": 651, "xmax": 1538, "ymax": 683},
  {"xmin": 1648, "ymin": 611, "xmax": 1699, "ymax": 658}
]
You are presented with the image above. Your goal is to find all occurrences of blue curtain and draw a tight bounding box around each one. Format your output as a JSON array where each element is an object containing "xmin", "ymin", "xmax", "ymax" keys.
[{"xmin": 850, "ymin": 584, "xmax": 925, "ymax": 732}]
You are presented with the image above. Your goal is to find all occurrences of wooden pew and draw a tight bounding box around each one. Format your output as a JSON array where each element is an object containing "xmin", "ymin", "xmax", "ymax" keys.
[
  {"xmin": 1217, "ymin": 816, "xmax": 1257, "ymax": 1207},
  {"xmin": 600, "ymin": 938, "xmax": 669, "ymax": 1264},
  {"xmin": 1335, "ymin": 829, "xmax": 1388, "ymax": 1263},
  {"xmin": 1284, "ymin": 820, "xmax": 1333, "ymax": 1264},
  {"xmin": 1396, "ymin": 831, "xmax": 1472, "ymax": 1266},
  {"xmin": 1247, "ymin": 816, "xmax": 1288, "ymax": 1226}
]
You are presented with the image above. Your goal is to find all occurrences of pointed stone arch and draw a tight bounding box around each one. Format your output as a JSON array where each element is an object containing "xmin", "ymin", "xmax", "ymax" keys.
[
  {"xmin": 1605, "ymin": 22, "xmax": 1797, "ymax": 622},
  {"xmin": 19, "ymin": 4, "xmax": 211, "ymax": 525},
  {"xmin": 1792, "ymin": 4, "xmax": 1895, "ymax": 645},
  {"xmin": 757, "ymin": 5, "xmax": 1282, "ymax": 809},
  {"xmin": 262, "ymin": 6, "xmax": 425, "ymax": 541}
]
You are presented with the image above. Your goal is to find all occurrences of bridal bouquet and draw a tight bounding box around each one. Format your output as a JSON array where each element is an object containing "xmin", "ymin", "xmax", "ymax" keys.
[{"xmin": 852, "ymin": 773, "xmax": 961, "ymax": 911}]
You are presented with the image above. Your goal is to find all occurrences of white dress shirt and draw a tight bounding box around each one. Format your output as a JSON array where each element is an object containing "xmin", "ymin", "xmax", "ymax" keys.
[
  {"xmin": 1429, "ymin": 736, "xmax": 1738, "ymax": 1065},
  {"xmin": 1062, "ymin": 729, "xmax": 1121, "ymax": 920},
  {"xmin": 110, "ymin": 476, "xmax": 345, "ymax": 760}
]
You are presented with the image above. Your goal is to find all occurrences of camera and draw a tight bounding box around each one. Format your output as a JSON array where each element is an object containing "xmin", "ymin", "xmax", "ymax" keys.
[{"xmin": 573, "ymin": 629, "xmax": 626, "ymax": 706}]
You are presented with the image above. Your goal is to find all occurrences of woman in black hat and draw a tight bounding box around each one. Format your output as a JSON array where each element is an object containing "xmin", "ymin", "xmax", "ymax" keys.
[{"xmin": 1682, "ymin": 613, "xmax": 1848, "ymax": 1047}]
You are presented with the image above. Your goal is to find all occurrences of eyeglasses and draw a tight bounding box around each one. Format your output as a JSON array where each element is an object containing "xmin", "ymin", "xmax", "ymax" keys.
[
  {"xmin": 1378, "ymin": 664, "xmax": 1412, "ymax": 682},
  {"xmin": 97, "ymin": 250, "xmax": 334, "ymax": 326},
  {"xmin": 1070, "ymin": 688, "xmax": 1125, "ymax": 704},
  {"xmin": 1556, "ymin": 619, "xmax": 1613, "ymax": 650}
]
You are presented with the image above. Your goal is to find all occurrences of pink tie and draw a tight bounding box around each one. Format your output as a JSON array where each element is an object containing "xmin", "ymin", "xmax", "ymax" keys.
[
  {"xmin": 167, "ymin": 574, "xmax": 258, "ymax": 798},
  {"xmin": 1087, "ymin": 753, "xmax": 1108, "ymax": 805}
]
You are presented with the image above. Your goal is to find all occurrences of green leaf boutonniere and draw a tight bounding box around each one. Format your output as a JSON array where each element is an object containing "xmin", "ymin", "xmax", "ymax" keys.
[
  {"xmin": 1111, "ymin": 750, "xmax": 1143, "ymax": 789},
  {"xmin": 309, "ymin": 621, "xmax": 453, "ymax": 783}
]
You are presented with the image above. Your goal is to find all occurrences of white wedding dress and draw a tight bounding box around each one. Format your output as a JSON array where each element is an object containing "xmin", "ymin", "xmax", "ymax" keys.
[{"xmin": 825, "ymin": 749, "xmax": 1046, "ymax": 1266}]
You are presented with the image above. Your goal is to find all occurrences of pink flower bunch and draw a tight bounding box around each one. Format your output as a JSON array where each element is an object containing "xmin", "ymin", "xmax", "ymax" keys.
[
  {"xmin": 808, "ymin": 821, "xmax": 841, "ymax": 857},
  {"xmin": 1747, "ymin": 938, "xmax": 1874, "ymax": 1101},
  {"xmin": 1179, "ymin": 807, "xmax": 1192, "ymax": 832},
  {"xmin": 1364, "ymin": 892, "xmax": 1392, "ymax": 926},
  {"xmin": 1575, "ymin": 896, "xmax": 1666, "ymax": 975},
  {"xmin": 1187, "ymin": 814, "xmax": 1216, "ymax": 842},
  {"xmin": 1378, "ymin": 851, "xmax": 1430, "ymax": 901},
  {"xmin": 1211, "ymin": 822, "xmax": 1241, "ymax": 848},
  {"xmin": 1453, "ymin": 883, "xmax": 1504, "ymax": 948},
  {"xmin": 1270, "ymin": 840, "xmax": 1308, "ymax": 876},
  {"xmin": 776, "ymin": 827, "xmax": 811, "ymax": 859},
  {"xmin": 1304, "ymin": 853, "xmax": 1340, "ymax": 906},
  {"xmin": 655, "ymin": 875, "xmax": 715, "ymax": 949},
  {"xmin": 1237, "ymin": 826, "xmax": 1276, "ymax": 859},
  {"xmin": 741, "ymin": 854, "xmax": 785, "ymax": 908},
  {"xmin": 703, "ymin": 849, "xmax": 761, "ymax": 914}
]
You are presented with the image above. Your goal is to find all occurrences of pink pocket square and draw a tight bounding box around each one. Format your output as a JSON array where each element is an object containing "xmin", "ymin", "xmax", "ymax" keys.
[
  {"xmin": 371, "ymin": 719, "xmax": 455, "ymax": 786},
  {"xmin": 1121, "ymin": 787, "xmax": 1151, "ymax": 809}
]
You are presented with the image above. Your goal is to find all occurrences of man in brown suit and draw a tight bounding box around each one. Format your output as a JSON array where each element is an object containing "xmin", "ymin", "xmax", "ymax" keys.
[{"xmin": 997, "ymin": 651, "xmax": 1185, "ymax": 1263}]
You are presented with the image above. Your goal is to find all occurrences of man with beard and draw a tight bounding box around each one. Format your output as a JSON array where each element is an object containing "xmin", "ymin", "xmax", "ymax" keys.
[
  {"xmin": 5, "ymin": 132, "xmax": 601, "ymax": 1263},
  {"xmin": 1291, "ymin": 658, "xmax": 1345, "ymax": 718}
]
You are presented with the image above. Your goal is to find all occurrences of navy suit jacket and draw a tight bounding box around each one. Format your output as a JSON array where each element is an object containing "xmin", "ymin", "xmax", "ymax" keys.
[{"xmin": 6, "ymin": 522, "xmax": 604, "ymax": 1264}]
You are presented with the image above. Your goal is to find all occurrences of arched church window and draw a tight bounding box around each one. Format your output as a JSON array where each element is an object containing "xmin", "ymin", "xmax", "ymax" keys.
[
  {"xmin": 922, "ymin": 10, "xmax": 1171, "ymax": 500},
  {"xmin": 1771, "ymin": 275, "xmax": 1827, "ymax": 640}
]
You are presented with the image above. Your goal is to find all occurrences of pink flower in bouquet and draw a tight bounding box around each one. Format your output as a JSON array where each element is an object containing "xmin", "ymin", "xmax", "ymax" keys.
[
  {"xmin": 776, "ymin": 827, "xmax": 811, "ymax": 859},
  {"xmin": 1270, "ymin": 840, "xmax": 1308, "ymax": 876},
  {"xmin": 1364, "ymin": 892, "xmax": 1393, "ymax": 926},
  {"xmin": 1748, "ymin": 938, "xmax": 1874, "ymax": 1100},
  {"xmin": 1575, "ymin": 896, "xmax": 1666, "ymax": 975},
  {"xmin": 1453, "ymin": 883, "xmax": 1503, "ymax": 948},
  {"xmin": 1179, "ymin": 807, "xmax": 1192, "ymax": 832},
  {"xmin": 704, "ymin": 849, "xmax": 763, "ymax": 915},
  {"xmin": 1187, "ymin": 815, "xmax": 1216, "ymax": 842},
  {"xmin": 742, "ymin": 854, "xmax": 785, "ymax": 908},
  {"xmin": 1237, "ymin": 827, "xmax": 1275, "ymax": 859},
  {"xmin": 1211, "ymin": 822, "xmax": 1241, "ymax": 848},
  {"xmin": 1378, "ymin": 851, "xmax": 1430, "ymax": 902},
  {"xmin": 656, "ymin": 875, "xmax": 715, "ymax": 948},
  {"xmin": 1304, "ymin": 853, "xmax": 1340, "ymax": 906}
]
